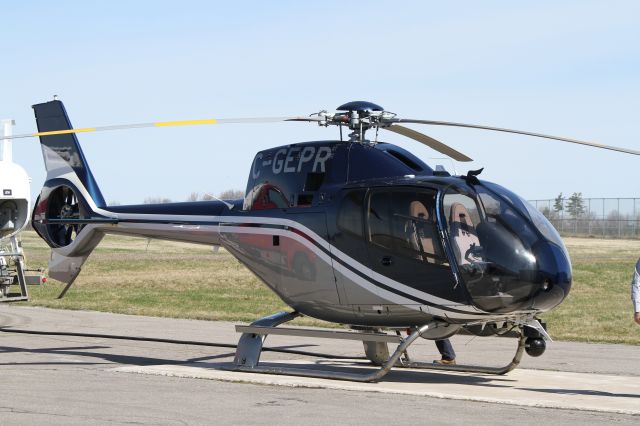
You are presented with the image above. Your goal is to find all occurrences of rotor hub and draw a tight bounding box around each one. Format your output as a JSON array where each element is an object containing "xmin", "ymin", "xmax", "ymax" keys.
[
  {"xmin": 336, "ymin": 101, "xmax": 384, "ymax": 113},
  {"xmin": 313, "ymin": 101, "xmax": 396, "ymax": 143}
]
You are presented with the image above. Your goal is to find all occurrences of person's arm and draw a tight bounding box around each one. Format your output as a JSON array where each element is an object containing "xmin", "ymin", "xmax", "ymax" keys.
[{"xmin": 633, "ymin": 261, "xmax": 640, "ymax": 325}]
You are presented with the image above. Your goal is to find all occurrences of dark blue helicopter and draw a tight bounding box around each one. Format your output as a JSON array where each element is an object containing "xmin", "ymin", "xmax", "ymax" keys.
[{"xmin": 23, "ymin": 99, "xmax": 639, "ymax": 381}]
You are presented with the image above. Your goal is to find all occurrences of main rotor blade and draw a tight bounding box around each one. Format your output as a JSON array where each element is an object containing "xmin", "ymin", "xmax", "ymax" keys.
[
  {"xmin": 397, "ymin": 119, "xmax": 640, "ymax": 156},
  {"xmin": 0, "ymin": 116, "xmax": 322, "ymax": 140},
  {"xmin": 384, "ymin": 124, "xmax": 473, "ymax": 162}
]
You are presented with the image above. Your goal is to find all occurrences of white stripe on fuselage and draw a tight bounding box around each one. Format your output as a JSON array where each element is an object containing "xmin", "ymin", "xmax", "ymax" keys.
[
  {"xmin": 220, "ymin": 225, "xmax": 489, "ymax": 319},
  {"xmin": 48, "ymin": 172, "xmax": 485, "ymax": 316},
  {"xmin": 108, "ymin": 210, "xmax": 484, "ymax": 315}
]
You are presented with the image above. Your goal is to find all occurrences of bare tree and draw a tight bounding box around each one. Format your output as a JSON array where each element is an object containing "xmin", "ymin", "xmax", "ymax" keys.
[
  {"xmin": 218, "ymin": 189, "xmax": 245, "ymax": 199},
  {"xmin": 201, "ymin": 189, "xmax": 245, "ymax": 201},
  {"xmin": 541, "ymin": 206, "xmax": 552, "ymax": 219},
  {"xmin": 186, "ymin": 192, "xmax": 199, "ymax": 202},
  {"xmin": 144, "ymin": 196, "xmax": 172, "ymax": 204}
]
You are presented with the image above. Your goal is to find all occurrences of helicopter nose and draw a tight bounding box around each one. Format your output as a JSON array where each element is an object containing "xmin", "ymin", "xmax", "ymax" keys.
[{"xmin": 530, "ymin": 241, "xmax": 572, "ymax": 311}]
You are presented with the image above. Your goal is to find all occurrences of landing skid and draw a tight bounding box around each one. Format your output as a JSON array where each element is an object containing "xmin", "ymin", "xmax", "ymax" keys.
[
  {"xmin": 230, "ymin": 312, "xmax": 525, "ymax": 382},
  {"xmin": 397, "ymin": 338, "xmax": 525, "ymax": 375}
]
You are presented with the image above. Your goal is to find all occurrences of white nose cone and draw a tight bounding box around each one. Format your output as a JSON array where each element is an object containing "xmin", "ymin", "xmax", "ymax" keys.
[{"xmin": 0, "ymin": 161, "xmax": 31, "ymax": 239}]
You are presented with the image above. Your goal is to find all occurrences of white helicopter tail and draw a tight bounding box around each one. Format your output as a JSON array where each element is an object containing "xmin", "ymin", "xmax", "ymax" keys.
[
  {"xmin": 1, "ymin": 119, "xmax": 45, "ymax": 301},
  {"xmin": 0, "ymin": 119, "xmax": 31, "ymax": 240}
]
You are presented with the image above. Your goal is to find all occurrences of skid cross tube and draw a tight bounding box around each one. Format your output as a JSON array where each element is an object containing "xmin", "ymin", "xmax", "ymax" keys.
[
  {"xmin": 399, "ymin": 331, "xmax": 526, "ymax": 375},
  {"xmin": 233, "ymin": 311, "xmax": 301, "ymax": 367},
  {"xmin": 235, "ymin": 325, "xmax": 403, "ymax": 343},
  {"xmin": 232, "ymin": 312, "xmax": 437, "ymax": 382}
]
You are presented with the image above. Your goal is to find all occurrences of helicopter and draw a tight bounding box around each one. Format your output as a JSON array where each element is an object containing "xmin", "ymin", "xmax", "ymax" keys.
[
  {"xmin": 0, "ymin": 119, "xmax": 45, "ymax": 301},
  {"xmin": 10, "ymin": 99, "xmax": 639, "ymax": 382}
]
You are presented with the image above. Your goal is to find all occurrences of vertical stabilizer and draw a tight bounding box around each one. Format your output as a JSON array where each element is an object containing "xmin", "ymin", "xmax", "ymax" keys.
[{"xmin": 32, "ymin": 100, "xmax": 106, "ymax": 207}]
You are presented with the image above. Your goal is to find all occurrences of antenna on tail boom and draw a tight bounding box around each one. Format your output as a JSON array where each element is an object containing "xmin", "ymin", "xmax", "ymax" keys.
[{"xmin": 1, "ymin": 119, "xmax": 15, "ymax": 162}]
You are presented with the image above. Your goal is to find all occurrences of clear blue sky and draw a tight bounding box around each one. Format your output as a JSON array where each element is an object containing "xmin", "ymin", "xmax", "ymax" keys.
[{"xmin": 2, "ymin": 1, "xmax": 639, "ymax": 204}]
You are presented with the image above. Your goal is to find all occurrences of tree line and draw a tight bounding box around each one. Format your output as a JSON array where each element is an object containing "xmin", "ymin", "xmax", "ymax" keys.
[
  {"xmin": 552, "ymin": 192, "xmax": 585, "ymax": 219},
  {"xmin": 139, "ymin": 189, "xmax": 245, "ymax": 205},
  {"xmin": 544, "ymin": 192, "xmax": 638, "ymax": 222}
]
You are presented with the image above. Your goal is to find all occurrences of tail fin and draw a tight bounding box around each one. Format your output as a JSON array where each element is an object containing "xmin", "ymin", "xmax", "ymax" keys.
[
  {"xmin": 32, "ymin": 101, "xmax": 107, "ymax": 287},
  {"xmin": 32, "ymin": 100, "xmax": 106, "ymax": 208}
]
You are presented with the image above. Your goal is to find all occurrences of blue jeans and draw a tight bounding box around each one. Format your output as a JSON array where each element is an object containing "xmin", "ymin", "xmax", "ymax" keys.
[{"xmin": 436, "ymin": 339, "xmax": 456, "ymax": 360}]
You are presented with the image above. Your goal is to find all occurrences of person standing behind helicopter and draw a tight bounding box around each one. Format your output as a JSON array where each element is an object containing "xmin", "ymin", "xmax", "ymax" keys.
[
  {"xmin": 434, "ymin": 339, "xmax": 456, "ymax": 365},
  {"xmin": 632, "ymin": 258, "xmax": 640, "ymax": 325},
  {"xmin": 406, "ymin": 198, "xmax": 458, "ymax": 365}
]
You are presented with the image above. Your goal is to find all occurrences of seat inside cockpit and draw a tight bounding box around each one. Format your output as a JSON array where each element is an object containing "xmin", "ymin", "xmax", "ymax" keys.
[
  {"xmin": 367, "ymin": 190, "xmax": 446, "ymax": 265},
  {"xmin": 448, "ymin": 202, "xmax": 481, "ymax": 266},
  {"xmin": 408, "ymin": 200, "xmax": 436, "ymax": 263}
]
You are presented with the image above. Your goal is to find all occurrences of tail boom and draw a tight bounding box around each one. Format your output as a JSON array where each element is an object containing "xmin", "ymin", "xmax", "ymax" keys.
[{"xmin": 31, "ymin": 99, "xmax": 230, "ymax": 285}]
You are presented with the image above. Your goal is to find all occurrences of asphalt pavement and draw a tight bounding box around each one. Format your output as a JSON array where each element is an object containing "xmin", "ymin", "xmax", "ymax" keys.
[{"xmin": 1, "ymin": 305, "xmax": 639, "ymax": 425}]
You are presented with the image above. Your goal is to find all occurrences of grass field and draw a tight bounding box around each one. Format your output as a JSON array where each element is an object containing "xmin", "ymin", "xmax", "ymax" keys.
[
  {"xmin": 541, "ymin": 237, "xmax": 640, "ymax": 344},
  {"xmin": 12, "ymin": 231, "xmax": 640, "ymax": 344}
]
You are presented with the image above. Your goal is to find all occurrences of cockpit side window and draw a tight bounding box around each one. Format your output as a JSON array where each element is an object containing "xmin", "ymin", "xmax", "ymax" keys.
[
  {"xmin": 368, "ymin": 191, "xmax": 393, "ymax": 248},
  {"xmin": 367, "ymin": 189, "xmax": 447, "ymax": 264},
  {"xmin": 337, "ymin": 190, "xmax": 365, "ymax": 238},
  {"xmin": 442, "ymin": 193, "xmax": 482, "ymax": 266}
]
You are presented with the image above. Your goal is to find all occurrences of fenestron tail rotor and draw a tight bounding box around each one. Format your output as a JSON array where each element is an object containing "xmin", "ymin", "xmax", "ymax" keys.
[
  {"xmin": 5, "ymin": 99, "xmax": 639, "ymax": 161},
  {"xmin": 46, "ymin": 185, "xmax": 85, "ymax": 247}
]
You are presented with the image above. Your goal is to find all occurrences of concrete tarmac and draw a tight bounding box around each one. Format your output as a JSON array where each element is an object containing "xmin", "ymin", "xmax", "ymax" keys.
[{"xmin": 1, "ymin": 305, "xmax": 639, "ymax": 425}]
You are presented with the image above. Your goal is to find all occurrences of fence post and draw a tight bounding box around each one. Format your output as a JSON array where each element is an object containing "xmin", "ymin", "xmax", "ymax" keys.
[
  {"xmin": 561, "ymin": 198, "xmax": 564, "ymax": 234},
  {"xmin": 602, "ymin": 199, "xmax": 605, "ymax": 238},
  {"xmin": 588, "ymin": 198, "xmax": 591, "ymax": 236},
  {"xmin": 618, "ymin": 198, "xmax": 621, "ymax": 238}
]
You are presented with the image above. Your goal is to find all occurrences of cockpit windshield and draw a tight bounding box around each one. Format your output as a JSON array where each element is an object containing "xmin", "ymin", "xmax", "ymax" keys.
[
  {"xmin": 442, "ymin": 184, "xmax": 570, "ymax": 313},
  {"xmin": 481, "ymin": 181, "xmax": 568, "ymax": 258}
]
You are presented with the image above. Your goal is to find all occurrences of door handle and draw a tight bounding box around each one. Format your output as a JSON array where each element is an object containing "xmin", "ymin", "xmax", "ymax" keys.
[{"xmin": 380, "ymin": 256, "xmax": 393, "ymax": 266}]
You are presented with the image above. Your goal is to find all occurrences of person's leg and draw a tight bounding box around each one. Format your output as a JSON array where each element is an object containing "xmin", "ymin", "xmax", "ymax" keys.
[{"xmin": 435, "ymin": 339, "xmax": 456, "ymax": 360}]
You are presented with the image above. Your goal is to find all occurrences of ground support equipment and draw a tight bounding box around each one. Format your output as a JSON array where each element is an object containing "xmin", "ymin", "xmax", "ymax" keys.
[{"xmin": 0, "ymin": 236, "xmax": 44, "ymax": 302}]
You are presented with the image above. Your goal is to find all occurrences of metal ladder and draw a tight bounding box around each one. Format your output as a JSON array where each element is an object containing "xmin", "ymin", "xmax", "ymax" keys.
[{"xmin": 0, "ymin": 235, "xmax": 44, "ymax": 302}]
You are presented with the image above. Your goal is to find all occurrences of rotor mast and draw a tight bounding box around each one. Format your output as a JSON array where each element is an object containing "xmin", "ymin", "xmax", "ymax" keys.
[{"xmin": 317, "ymin": 101, "xmax": 392, "ymax": 143}]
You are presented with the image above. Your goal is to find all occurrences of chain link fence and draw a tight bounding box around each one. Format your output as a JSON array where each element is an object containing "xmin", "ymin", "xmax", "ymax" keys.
[{"xmin": 528, "ymin": 198, "xmax": 640, "ymax": 239}]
